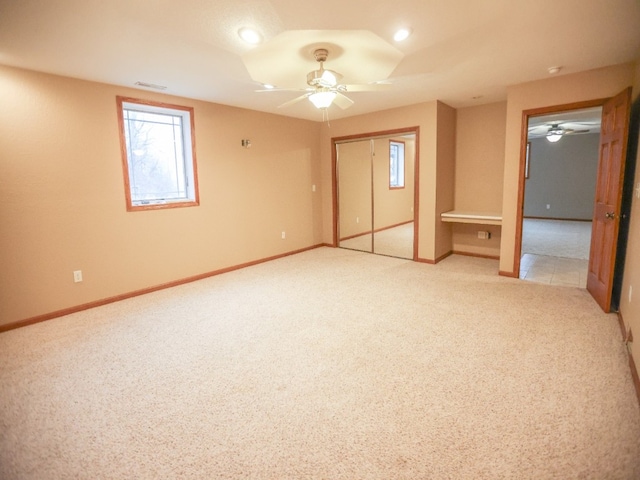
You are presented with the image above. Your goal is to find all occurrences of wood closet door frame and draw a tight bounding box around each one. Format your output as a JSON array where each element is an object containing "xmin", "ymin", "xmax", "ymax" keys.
[{"xmin": 331, "ymin": 126, "xmax": 420, "ymax": 261}]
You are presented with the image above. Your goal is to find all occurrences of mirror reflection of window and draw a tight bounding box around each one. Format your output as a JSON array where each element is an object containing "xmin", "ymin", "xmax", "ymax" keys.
[{"xmin": 389, "ymin": 140, "xmax": 405, "ymax": 189}]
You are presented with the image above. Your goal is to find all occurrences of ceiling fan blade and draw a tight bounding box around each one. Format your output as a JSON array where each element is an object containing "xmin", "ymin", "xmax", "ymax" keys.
[
  {"xmin": 565, "ymin": 129, "xmax": 591, "ymax": 134},
  {"xmin": 528, "ymin": 125, "xmax": 550, "ymax": 134},
  {"xmin": 342, "ymin": 83, "xmax": 392, "ymax": 92},
  {"xmin": 333, "ymin": 92, "xmax": 354, "ymax": 110},
  {"xmin": 278, "ymin": 93, "xmax": 312, "ymax": 109},
  {"xmin": 255, "ymin": 87, "xmax": 311, "ymax": 93}
]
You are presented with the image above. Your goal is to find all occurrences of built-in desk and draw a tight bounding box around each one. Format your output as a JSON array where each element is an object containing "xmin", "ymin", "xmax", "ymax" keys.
[{"xmin": 440, "ymin": 211, "xmax": 502, "ymax": 226}]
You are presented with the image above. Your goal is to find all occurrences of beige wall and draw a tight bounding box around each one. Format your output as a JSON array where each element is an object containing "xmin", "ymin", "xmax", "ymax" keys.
[
  {"xmin": 434, "ymin": 102, "xmax": 456, "ymax": 260},
  {"xmin": 451, "ymin": 101, "xmax": 506, "ymax": 258},
  {"xmin": 451, "ymin": 224, "xmax": 502, "ymax": 258},
  {"xmin": 320, "ymin": 102, "xmax": 440, "ymax": 261},
  {"xmin": 455, "ymin": 102, "xmax": 506, "ymax": 211},
  {"xmin": 499, "ymin": 63, "xmax": 636, "ymax": 275},
  {"xmin": 0, "ymin": 65, "xmax": 323, "ymax": 327},
  {"xmin": 620, "ymin": 61, "xmax": 640, "ymax": 366}
]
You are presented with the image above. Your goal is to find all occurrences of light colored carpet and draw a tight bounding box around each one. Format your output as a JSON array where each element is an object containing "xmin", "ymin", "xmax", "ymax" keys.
[
  {"xmin": 522, "ymin": 219, "xmax": 592, "ymax": 260},
  {"xmin": 1, "ymin": 247, "xmax": 639, "ymax": 479}
]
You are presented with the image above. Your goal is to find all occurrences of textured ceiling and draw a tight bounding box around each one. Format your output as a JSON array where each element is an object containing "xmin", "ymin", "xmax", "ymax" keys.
[{"xmin": 0, "ymin": 0, "xmax": 639, "ymax": 121}]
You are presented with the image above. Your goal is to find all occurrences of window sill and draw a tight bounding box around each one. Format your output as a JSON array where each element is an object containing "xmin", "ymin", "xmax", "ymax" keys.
[{"xmin": 127, "ymin": 200, "xmax": 199, "ymax": 212}]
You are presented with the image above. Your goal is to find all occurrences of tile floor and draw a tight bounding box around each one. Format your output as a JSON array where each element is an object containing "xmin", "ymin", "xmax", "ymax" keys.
[{"xmin": 520, "ymin": 253, "xmax": 588, "ymax": 288}]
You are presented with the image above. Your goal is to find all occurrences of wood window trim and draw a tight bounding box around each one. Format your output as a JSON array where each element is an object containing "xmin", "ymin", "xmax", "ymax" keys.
[{"xmin": 116, "ymin": 96, "xmax": 200, "ymax": 212}]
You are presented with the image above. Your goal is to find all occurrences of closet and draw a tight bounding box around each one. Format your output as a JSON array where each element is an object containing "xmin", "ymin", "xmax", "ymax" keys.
[{"xmin": 336, "ymin": 133, "xmax": 416, "ymax": 259}]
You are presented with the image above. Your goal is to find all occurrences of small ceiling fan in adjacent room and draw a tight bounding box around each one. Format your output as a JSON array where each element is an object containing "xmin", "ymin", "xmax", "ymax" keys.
[
  {"xmin": 528, "ymin": 121, "xmax": 598, "ymax": 142},
  {"xmin": 257, "ymin": 48, "xmax": 389, "ymax": 111}
]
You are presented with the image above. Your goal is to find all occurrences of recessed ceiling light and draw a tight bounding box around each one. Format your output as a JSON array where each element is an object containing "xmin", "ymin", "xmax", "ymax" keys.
[
  {"xmin": 262, "ymin": 83, "xmax": 275, "ymax": 89},
  {"xmin": 238, "ymin": 27, "xmax": 262, "ymax": 45},
  {"xmin": 548, "ymin": 66, "xmax": 562, "ymax": 75},
  {"xmin": 393, "ymin": 28, "xmax": 412, "ymax": 42}
]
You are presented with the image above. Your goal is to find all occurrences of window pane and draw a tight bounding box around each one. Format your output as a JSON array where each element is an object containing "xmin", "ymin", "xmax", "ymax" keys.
[
  {"xmin": 117, "ymin": 97, "xmax": 198, "ymax": 211},
  {"xmin": 124, "ymin": 109, "xmax": 187, "ymax": 202},
  {"xmin": 389, "ymin": 141, "xmax": 405, "ymax": 188},
  {"xmin": 390, "ymin": 144, "xmax": 399, "ymax": 186}
]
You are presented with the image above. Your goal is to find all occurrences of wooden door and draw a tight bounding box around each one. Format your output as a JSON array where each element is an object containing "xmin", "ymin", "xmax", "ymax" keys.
[{"xmin": 587, "ymin": 87, "xmax": 632, "ymax": 312}]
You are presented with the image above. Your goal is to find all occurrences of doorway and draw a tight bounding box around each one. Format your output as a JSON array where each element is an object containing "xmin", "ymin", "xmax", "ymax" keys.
[
  {"xmin": 515, "ymin": 88, "xmax": 632, "ymax": 312},
  {"xmin": 332, "ymin": 127, "xmax": 419, "ymax": 260},
  {"xmin": 519, "ymin": 106, "xmax": 602, "ymax": 288}
]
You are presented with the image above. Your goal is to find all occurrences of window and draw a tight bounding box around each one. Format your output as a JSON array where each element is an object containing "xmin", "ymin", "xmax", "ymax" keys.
[
  {"xmin": 389, "ymin": 140, "xmax": 405, "ymax": 189},
  {"xmin": 116, "ymin": 96, "xmax": 199, "ymax": 211}
]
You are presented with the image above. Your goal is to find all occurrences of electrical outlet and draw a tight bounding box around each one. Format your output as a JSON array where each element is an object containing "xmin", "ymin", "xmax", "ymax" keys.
[
  {"xmin": 629, "ymin": 285, "xmax": 633, "ymax": 304},
  {"xmin": 281, "ymin": 231, "xmax": 286, "ymax": 239},
  {"xmin": 73, "ymin": 270, "xmax": 83, "ymax": 283},
  {"xmin": 312, "ymin": 184, "xmax": 316, "ymax": 192},
  {"xmin": 477, "ymin": 231, "xmax": 491, "ymax": 240},
  {"xmin": 546, "ymin": 204, "xmax": 551, "ymax": 210},
  {"xmin": 356, "ymin": 217, "xmax": 359, "ymax": 224}
]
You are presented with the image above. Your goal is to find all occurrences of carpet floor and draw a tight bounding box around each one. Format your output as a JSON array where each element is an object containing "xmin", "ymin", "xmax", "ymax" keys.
[
  {"xmin": 522, "ymin": 219, "xmax": 592, "ymax": 260},
  {"xmin": 1, "ymin": 247, "xmax": 639, "ymax": 479}
]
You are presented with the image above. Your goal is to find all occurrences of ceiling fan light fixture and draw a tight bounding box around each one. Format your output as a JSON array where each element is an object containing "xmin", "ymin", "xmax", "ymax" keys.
[
  {"xmin": 308, "ymin": 91, "xmax": 337, "ymax": 109},
  {"xmin": 393, "ymin": 28, "xmax": 412, "ymax": 42},
  {"xmin": 546, "ymin": 133, "xmax": 562, "ymax": 142},
  {"xmin": 546, "ymin": 125, "xmax": 564, "ymax": 142},
  {"xmin": 238, "ymin": 27, "xmax": 262, "ymax": 45}
]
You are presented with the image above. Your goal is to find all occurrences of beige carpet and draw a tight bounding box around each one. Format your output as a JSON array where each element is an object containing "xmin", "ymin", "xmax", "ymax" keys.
[
  {"xmin": 1, "ymin": 247, "xmax": 639, "ymax": 479},
  {"xmin": 522, "ymin": 219, "xmax": 592, "ymax": 260}
]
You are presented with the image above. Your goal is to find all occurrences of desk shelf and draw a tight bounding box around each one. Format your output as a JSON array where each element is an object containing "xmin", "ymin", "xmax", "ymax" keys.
[{"xmin": 440, "ymin": 211, "xmax": 502, "ymax": 226}]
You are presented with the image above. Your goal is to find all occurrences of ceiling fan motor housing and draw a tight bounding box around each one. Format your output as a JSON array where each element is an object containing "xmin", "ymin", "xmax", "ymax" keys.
[
  {"xmin": 307, "ymin": 49, "xmax": 338, "ymax": 88},
  {"xmin": 313, "ymin": 48, "xmax": 329, "ymax": 62},
  {"xmin": 307, "ymin": 70, "xmax": 334, "ymax": 87}
]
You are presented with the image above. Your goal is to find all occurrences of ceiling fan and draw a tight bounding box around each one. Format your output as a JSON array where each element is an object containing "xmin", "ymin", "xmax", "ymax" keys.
[
  {"xmin": 258, "ymin": 48, "xmax": 388, "ymax": 110},
  {"xmin": 528, "ymin": 122, "xmax": 595, "ymax": 142}
]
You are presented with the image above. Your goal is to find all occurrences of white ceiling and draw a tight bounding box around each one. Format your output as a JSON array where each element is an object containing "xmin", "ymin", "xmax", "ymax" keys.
[{"xmin": 1, "ymin": 0, "xmax": 639, "ymax": 122}]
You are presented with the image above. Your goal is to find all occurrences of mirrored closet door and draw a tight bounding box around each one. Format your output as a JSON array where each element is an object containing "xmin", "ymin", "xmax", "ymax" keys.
[
  {"xmin": 337, "ymin": 133, "xmax": 416, "ymax": 260},
  {"xmin": 337, "ymin": 139, "xmax": 373, "ymax": 253}
]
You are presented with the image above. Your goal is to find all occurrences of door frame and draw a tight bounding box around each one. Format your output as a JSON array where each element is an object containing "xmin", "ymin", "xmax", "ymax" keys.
[
  {"xmin": 513, "ymin": 98, "xmax": 607, "ymax": 277},
  {"xmin": 331, "ymin": 126, "xmax": 420, "ymax": 261}
]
